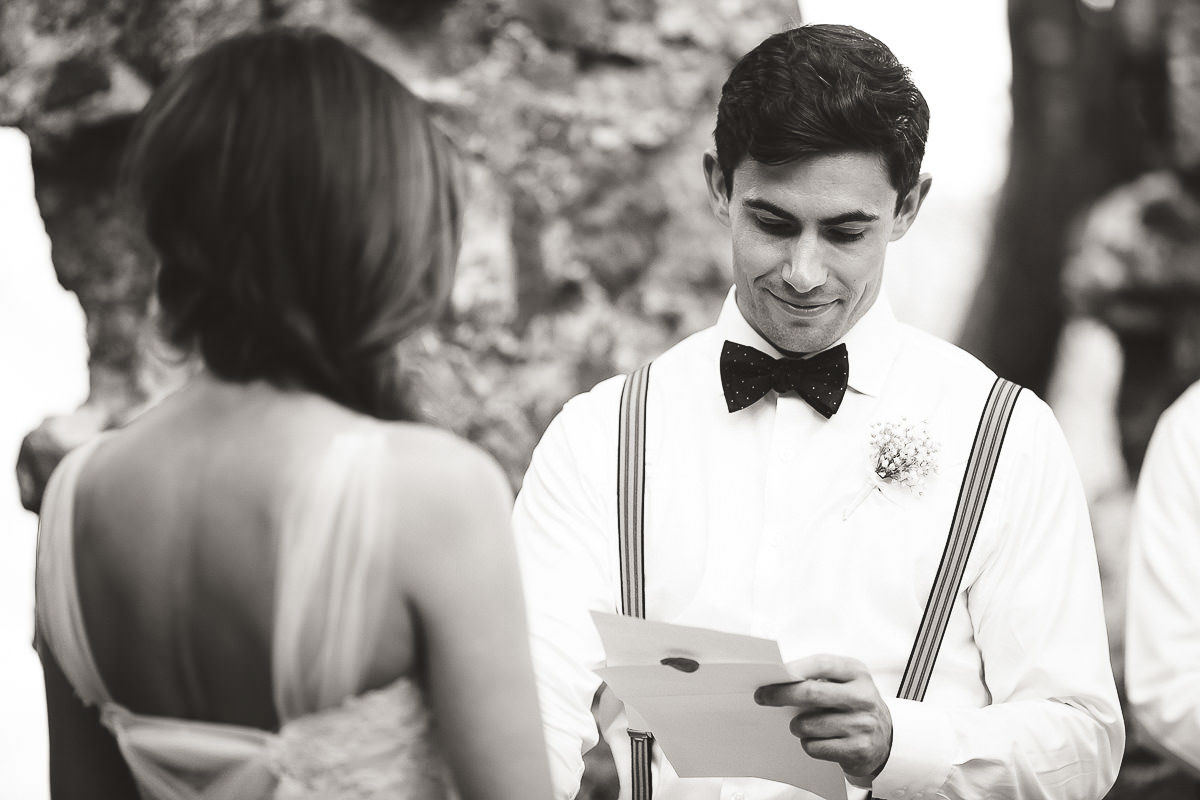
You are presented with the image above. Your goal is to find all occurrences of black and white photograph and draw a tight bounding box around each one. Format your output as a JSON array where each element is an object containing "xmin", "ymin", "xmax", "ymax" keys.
[{"xmin": 1, "ymin": 0, "xmax": 1196, "ymax": 798}]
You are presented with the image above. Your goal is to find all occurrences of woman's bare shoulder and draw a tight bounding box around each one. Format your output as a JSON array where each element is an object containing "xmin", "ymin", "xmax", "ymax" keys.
[
  {"xmin": 372, "ymin": 423, "xmax": 513, "ymax": 549},
  {"xmin": 376, "ymin": 423, "xmax": 510, "ymax": 500},
  {"xmin": 376, "ymin": 422, "xmax": 497, "ymax": 465}
]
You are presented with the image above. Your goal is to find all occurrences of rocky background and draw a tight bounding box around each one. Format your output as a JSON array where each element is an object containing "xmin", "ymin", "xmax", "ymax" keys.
[
  {"xmin": 1, "ymin": 0, "xmax": 797, "ymax": 508},
  {"xmin": 7, "ymin": 0, "xmax": 1200, "ymax": 797}
]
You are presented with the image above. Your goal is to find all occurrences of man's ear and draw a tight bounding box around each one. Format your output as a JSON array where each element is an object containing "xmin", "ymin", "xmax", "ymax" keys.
[
  {"xmin": 703, "ymin": 150, "xmax": 732, "ymax": 227},
  {"xmin": 889, "ymin": 172, "xmax": 933, "ymax": 242}
]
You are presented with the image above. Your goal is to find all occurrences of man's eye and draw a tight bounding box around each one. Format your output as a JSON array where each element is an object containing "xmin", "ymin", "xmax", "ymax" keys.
[
  {"xmin": 754, "ymin": 216, "xmax": 793, "ymax": 234},
  {"xmin": 828, "ymin": 228, "xmax": 866, "ymax": 243}
]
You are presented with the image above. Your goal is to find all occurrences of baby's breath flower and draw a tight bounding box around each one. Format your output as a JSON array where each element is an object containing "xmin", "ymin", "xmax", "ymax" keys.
[
  {"xmin": 845, "ymin": 418, "xmax": 942, "ymax": 521},
  {"xmin": 868, "ymin": 418, "xmax": 940, "ymax": 494}
]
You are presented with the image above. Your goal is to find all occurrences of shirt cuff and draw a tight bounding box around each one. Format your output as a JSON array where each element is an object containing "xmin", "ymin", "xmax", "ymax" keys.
[{"xmin": 870, "ymin": 698, "xmax": 954, "ymax": 800}]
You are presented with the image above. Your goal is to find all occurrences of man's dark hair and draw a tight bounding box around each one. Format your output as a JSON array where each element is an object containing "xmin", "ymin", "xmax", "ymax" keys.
[
  {"xmin": 124, "ymin": 27, "xmax": 462, "ymax": 420},
  {"xmin": 714, "ymin": 24, "xmax": 930, "ymax": 204}
]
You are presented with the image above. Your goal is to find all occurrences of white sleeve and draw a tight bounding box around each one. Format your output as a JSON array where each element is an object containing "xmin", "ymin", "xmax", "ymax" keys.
[
  {"xmin": 1126, "ymin": 391, "xmax": 1200, "ymax": 774},
  {"xmin": 872, "ymin": 393, "xmax": 1124, "ymax": 800},
  {"xmin": 512, "ymin": 390, "xmax": 620, "ymax": 799}
]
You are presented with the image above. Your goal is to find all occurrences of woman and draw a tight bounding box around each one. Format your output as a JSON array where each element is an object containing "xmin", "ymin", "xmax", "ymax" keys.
[{"xmin": 34, "ymin": 27, "xmax": 553, "ymax": 799}]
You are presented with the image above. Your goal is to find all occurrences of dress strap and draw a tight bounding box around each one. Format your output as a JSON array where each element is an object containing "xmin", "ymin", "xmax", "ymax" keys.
[
  {"xmin": 271, "ymin": 428, "xmax": 396, "ymax": 721},
  {"xmin": 34, "ymin": 434, "xmax": 114, "ymax": 709},
  {"xmin": 34, "ymin": 432, "xmax": 288, "ymax": 799}
]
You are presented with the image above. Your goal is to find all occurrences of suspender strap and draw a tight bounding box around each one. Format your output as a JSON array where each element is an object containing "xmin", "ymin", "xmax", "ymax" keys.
[
  {"xmin": 898, "ymin": 377, "xmax": 1022, "ymax": 701},
  {"xmin": 616, "ymin": 367, "xmax": 1021, "ymax": 796},
  {"xmin": 628, "ymin": 730, "xmax": 654, "ymax": 800},
  {"xmin": 618, "ymin": 363, "xmax": 652, "ymax": 619},
  {"xmin": 617, "ymin": 362, "xmax": 653, "ymax": 799}
]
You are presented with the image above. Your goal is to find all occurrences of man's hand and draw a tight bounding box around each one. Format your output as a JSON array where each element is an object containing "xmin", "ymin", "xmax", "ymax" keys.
[{"xmin": 755, "ymin": 654, "xmax": 893, "ymax": 784}]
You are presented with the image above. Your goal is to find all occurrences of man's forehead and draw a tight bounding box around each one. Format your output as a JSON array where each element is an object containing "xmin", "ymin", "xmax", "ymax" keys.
[{"xmin": 733, "ymin": 152, "xmax": 896, "ymax": 215}]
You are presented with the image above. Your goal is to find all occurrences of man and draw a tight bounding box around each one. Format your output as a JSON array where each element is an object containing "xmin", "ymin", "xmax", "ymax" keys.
[
  {"xmin": 514, "ymin": 25, "xmax": 1123, "ymax": 800},
  {"xmin": 1126, "ymin": 381, "xmax": 1200, "ymax": 775}
]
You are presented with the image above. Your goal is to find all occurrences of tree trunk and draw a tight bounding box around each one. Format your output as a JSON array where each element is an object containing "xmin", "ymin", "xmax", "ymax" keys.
[{"xmin": 959, "ymin": 0, "xmax": 1149, "ymax": 394}]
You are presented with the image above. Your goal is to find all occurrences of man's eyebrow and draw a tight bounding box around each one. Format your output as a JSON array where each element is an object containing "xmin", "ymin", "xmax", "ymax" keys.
[
  {"xmin": 820, "ymin": 210, "xmax": 879, "ymax": 225},
  {"xmin": 744, "ymin": 198, "xmax": 797, "ymax": 220},
  {"xmin": 743, "ymin": 199, "xmax": 879, "ymax": 226}
]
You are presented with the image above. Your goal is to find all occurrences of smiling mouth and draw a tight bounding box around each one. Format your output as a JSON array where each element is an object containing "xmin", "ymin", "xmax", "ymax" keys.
[{"xmin": 772, "ymin": 293, "xmax": 837, "ymax": 314}]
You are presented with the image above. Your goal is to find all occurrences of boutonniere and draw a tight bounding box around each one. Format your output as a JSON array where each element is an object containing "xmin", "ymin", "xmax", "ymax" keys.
[{"xmin": 843, "ymin": 418, "xmax": 940, "ymax": 521}]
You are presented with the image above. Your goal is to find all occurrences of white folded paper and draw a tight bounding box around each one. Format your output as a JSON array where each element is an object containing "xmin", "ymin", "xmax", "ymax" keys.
[{"xmin": 591, "ymin": 611, "xmax": 849, "ymax": 800}]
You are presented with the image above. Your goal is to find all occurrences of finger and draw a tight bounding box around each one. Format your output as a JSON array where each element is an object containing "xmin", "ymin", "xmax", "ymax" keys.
[
  {"xmin": 755, "ymin": 678, "xmax": 862, "ymax": 710},
  {"xmin": 800, "ymin": 734, "xmax": 881, "ymax": 778},
  {"xmin": 797, "ymin": 734, "xmax": 846, "ymax": 764},
  {"xmin": 790, "ymin": 711, "xmax": 855, "ymax": 740},
  {"xmin": 792, "ymin": 709, "xmax": 883, "ymax": 738},
  {"xmin": 784, "ymin": 653, "xmax": 866, "ymax": 683}
]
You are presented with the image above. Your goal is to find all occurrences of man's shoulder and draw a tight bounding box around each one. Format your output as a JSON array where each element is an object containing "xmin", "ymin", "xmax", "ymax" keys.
[
  {"xmin": 538, "ymin": 326, "xmax": 720, "ymax": 469},
  {"xmin": 894, "ymin": 324, "xmax": 1055, "ymax": 422},
  {"xmin": 893, "ymin": 323, "xmax": 997, "ymax": 392},
  {"xmin": 1141, "ymin": 379, "xmax": 1200, "ymax": 470},
  {"xmin": 1160, "ymin": 379, "xmax": 1200, "ymax": 432},
  {"xmin": 886, "ymin": 324, "xmax": 1069, "ymax": 467},
  {"xmin": 557, "ymin": 373, "xmax": 627, "ymax": 429},
  {"xmin": 559, "ymin": 326, "xmax": 718, "ymax": 415}
]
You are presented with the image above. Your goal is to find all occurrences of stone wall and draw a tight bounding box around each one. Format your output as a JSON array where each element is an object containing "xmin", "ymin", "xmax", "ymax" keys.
[{"xmin": 1, "ymin": 0, "xmax": 797, "ymax": 508}]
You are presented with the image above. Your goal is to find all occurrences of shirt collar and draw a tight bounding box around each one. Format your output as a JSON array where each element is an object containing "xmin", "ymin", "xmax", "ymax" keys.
[{"xmin": 714, "ymin": 286, "xmax": 900, "ymax": 398}]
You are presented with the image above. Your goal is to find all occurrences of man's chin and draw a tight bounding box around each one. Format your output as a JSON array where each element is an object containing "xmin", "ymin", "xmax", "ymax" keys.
[{"xmin": 765, "ymin": 327, "xmax": 841, "ymax": 357}]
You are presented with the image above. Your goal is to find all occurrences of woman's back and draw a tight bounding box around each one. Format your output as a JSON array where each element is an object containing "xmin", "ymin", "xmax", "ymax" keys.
[
  {"xmin": 38, "ymin": 373, "xmax": 551, "ymax": 799},
  {"xmin": 74, "ymin": 375, "xmax": 414, "ymax": 730}
]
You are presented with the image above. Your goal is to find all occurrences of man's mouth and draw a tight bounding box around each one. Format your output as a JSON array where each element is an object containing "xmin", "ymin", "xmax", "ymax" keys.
[{"xmin": 771, "ymin": 293, "xmax": 838, "ymax": 317}]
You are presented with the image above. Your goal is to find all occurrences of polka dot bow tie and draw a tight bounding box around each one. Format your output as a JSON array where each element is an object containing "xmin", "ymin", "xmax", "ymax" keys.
[{"xmin": 719, "ymin": 340, "xmax": 849, "ymax": 418}]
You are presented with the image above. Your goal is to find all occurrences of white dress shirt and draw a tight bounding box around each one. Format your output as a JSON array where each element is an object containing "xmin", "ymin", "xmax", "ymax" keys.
[
  {"xmin": 1127, "ymin": 381, "xmax": 1200, "ymax": 774},
  {"xmin": 513, "ymin": 288, "xmax": 1123, "ymax": 800}
]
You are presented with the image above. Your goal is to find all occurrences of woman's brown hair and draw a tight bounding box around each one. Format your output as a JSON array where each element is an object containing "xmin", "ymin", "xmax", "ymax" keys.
[{"xmin": 125, "ymin": 27, "xmax": 462, "ymax": 419}]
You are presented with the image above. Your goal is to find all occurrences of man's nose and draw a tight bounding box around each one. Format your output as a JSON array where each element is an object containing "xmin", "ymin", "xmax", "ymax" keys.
[{"xmin": 781, "ymin": 235, "xmax": 827, "ymax": 294}]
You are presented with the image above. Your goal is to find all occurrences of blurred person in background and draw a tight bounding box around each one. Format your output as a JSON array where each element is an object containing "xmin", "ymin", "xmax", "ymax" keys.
[
  {"xmin": 32, "ymin": 27, "xmax": 552, "ymax": 800},
  {"xmin": 514, "ymin": 23, "xmax": 1123, "ymax": 800},
  {"xmin": 1126, "ymin": 380, "xmax": 1200, "ymax": 779}
]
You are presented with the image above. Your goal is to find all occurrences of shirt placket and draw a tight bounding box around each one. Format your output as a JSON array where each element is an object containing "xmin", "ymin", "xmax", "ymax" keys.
[{"xmin": 751, "ymin": 394, "xmax": 818, "ymax": 639}]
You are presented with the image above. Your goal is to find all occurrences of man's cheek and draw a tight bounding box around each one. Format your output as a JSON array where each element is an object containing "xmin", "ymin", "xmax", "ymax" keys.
[{"xmin": 736, "ymin": 238, "xmax": 782, "ymax": 278}]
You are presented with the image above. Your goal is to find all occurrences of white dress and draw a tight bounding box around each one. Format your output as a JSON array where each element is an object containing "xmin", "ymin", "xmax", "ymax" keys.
[{"xmin": 34, "ymin": 431, "xmax": 455, "ymax": 799}]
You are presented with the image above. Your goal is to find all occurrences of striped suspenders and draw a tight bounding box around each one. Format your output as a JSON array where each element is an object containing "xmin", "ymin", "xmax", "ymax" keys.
[
  {"xmin": 617, "ymin": 363, "xmax": 654, "ymax": 799},
  {"xmin": 615, "ymin": 369, "xmax": 1022, "ymax": 798},
  {"xmin": 898, "ymin": 377, "xmax": 1022, "ymax": 701}
]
